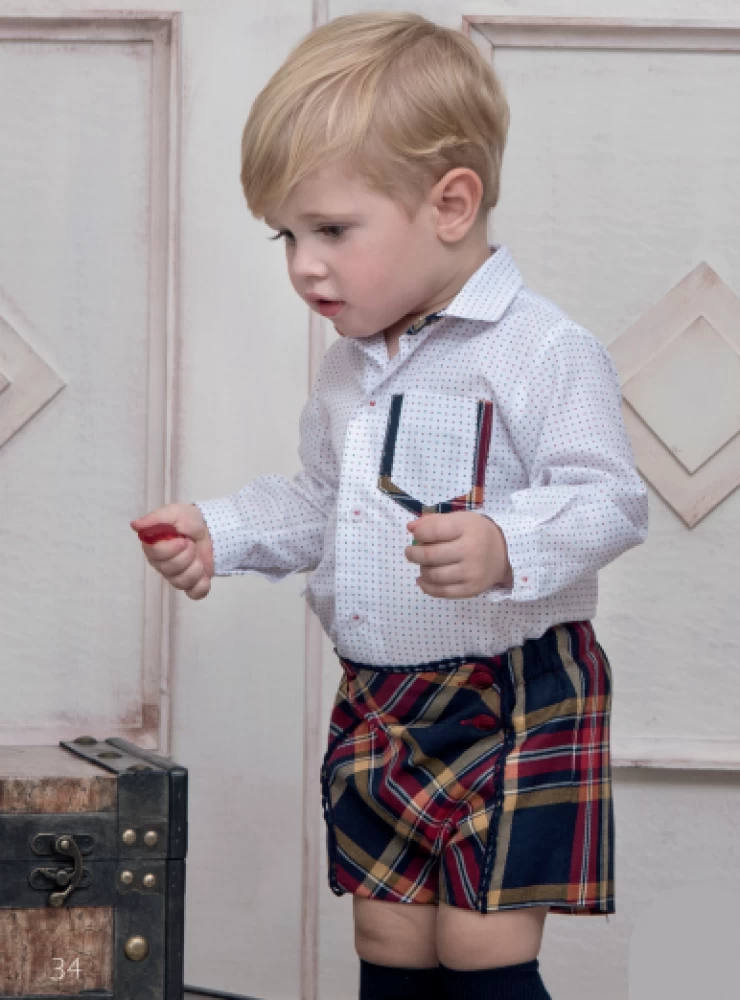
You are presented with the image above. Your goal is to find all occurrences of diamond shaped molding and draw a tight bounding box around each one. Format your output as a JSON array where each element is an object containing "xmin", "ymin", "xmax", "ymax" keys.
[
  {"xmin": 611, "ymin": 262, "xmax": 740, "ymax": 527},
  {"xmin": 0, "ymin": 307, "xmax": 65, "ymax": 448},
  {"xmin": 623, "ymin": 315, "xmax": 740, "ymax": 474}
]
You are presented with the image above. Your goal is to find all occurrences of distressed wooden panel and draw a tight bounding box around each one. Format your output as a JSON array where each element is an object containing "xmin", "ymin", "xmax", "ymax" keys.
[
  {"xmin": 0, "ymin": 908, "xmax": 113, "ymax": 996},
  {"xmin": 0, "ymin": 747, "xmax": 115, "ymax": 814},
  {"xmin": 0, "ymin": 16, "xmax": 180, "ymax": 750}
]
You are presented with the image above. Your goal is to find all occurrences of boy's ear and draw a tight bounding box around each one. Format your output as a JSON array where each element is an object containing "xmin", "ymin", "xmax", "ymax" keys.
[{"xmin": 429, "ymin": 168, "xmax": 484, "ymax": 243}]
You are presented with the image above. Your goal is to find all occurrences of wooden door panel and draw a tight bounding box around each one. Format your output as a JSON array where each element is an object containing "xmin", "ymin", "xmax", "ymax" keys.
[{"xmin": 0, "ymin": 16, "xmax": 179, "ymax": 750}]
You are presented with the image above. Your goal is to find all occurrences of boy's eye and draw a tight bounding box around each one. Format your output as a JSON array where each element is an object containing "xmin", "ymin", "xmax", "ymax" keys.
[{"xmin": 268, "ymin": 224, "xmax": 347, "ymax": 242}]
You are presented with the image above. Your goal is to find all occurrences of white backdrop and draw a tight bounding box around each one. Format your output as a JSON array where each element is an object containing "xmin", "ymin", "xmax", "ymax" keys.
[{"xmin": 1, "ymin": 1, "xmax": 739, "ymax": 999}]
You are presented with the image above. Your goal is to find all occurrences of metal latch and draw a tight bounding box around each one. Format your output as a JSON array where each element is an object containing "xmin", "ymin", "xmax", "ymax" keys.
[{"xmin": 30, "ymin": 835, "xmax": 88, "ymax": 907}]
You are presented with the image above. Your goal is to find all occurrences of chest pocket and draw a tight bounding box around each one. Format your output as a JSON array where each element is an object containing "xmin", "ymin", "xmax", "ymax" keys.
[{"xmin": 378, "ymin": 392, "xmax": 494, "ymax": 514}]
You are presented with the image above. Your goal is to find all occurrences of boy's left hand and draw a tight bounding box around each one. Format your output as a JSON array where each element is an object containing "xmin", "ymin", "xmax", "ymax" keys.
[{"xmin": 405, "ymin": 511, "xmax": 514, "ymax": 599}]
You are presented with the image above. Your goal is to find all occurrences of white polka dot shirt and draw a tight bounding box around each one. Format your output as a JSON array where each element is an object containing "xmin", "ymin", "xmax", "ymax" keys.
[{"xmin": 194, "ymin": 245, "xmax": 648, "ymax": 667}]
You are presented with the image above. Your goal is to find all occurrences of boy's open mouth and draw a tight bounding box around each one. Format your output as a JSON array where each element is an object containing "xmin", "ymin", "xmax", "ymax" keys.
[{"xmin": 316, "ymin": 299, "xmax": 344, "ymax": 318}]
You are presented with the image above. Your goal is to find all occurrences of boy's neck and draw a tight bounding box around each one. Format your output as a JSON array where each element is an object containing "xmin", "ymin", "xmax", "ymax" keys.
[{"xmin": 384, "ymin": 236, "xmax": 493, "ymax": 358}]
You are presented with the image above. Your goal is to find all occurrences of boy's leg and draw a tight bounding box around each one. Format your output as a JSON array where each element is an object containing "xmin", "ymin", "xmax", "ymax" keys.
[
  {"xmin": 438, "ymin": 960, "xmax": 551, "ymax": 1000},
  {"xmin": 354, "ymin": 898, "xmax": 444, "ymax": 999},
  {"xmin": 437, "ymin": 904, "xmax": 552, "ymax": 998},
  {"xmin": 354, "ymin": 897, "xmax": 439, "ymax": 967},
  {"xmin": 359, "ymin": 961, "xmax": 444, "ymax": 1000},
  {"xmin": 437, "ymin": 903, "xmax": 548, "ymax": 969}
]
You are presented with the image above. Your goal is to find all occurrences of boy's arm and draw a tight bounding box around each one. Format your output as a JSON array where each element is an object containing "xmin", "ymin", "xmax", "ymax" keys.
[
  {"xmin": 483, "ymin": 321, "xmax": 648, "ymax": 602},
  {"xmin": 193, "ymin": 388, "xmax": 337, "ymax": 580}
]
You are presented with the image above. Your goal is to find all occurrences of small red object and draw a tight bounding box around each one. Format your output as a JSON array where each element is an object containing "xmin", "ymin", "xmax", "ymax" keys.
[
  {"xmin": 461, "ymin": 714, "xmax": 499, "ymax": 731},
  {"xmin": 136, "ymin": 523, "xmax": 185, "ymax": 544}
]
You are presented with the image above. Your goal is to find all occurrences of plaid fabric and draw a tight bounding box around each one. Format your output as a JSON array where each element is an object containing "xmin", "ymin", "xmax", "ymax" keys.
[
  {"xmin": 321, "ymin": 621, "xmax": 614, "ymax": 914},
  {"xmin": 378, "ymin": 393, "xmax": 494, "ymax": 515}
]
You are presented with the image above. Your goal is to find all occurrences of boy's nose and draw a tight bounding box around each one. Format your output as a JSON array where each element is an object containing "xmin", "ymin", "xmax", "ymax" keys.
[{"xmin": 291, "ymin": 247, "xmax": 328, "ymax": 280}]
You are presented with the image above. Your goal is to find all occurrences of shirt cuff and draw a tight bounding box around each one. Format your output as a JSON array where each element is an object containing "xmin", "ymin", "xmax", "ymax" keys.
[
  {"xmin": 192, "ymin": 498, "xmax": 253, "ymax": 576},
  {"xmin": 477, "ymin": 511, "xmax": 540, "ymax": 602}
]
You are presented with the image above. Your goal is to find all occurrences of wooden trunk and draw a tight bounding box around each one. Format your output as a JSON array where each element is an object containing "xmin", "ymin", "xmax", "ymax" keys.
[{"xmin": 0, "ymin": 738, "xmax": 187, "ymax": 999}]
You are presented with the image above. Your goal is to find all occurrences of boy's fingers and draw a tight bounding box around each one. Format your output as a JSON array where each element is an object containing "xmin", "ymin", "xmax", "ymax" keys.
[
  {"xmin": 130, "ymin": 505, "xmax": 179, "ymax": 530},
  {"xmin": 131, "ymin": 505, "xmax": 205, "ymax": 544},
  {"xmin": 405, "ymin": 538, "xmax": 462, "ymax": 566},
  {"xmin": 186, "ymin": 576, "xmax": 211, "ymax": 601},
  {"xmin": 170, "ymin": 559, "xmax": 204, "ymax": 592},
  {"xmin": 407, "ymin": 512, "xmax": 463, "ymax": 544},
  {"xmin": 142, "ymin": 537, "xmax": 189, "ymax": 564},
  {"xmin": 418, "ymin": 562, "xmax": 467, "ymax": 586},
  {"xmin": 164, "ymin": 541, "xmax": 198, "ymax": 573}
]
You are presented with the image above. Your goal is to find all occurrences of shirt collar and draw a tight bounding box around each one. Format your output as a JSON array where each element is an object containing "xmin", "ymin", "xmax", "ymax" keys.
[
  {"xmin": 350, "ymin": 244, "xmax": 523, "ymax": 366},
  {"xmin": 434, "ymin": 244, "xmax": 523, "ymax": 325},
  {"xmin": 387, "ymin": 244, "xmax": 523, "ymax": 337}
]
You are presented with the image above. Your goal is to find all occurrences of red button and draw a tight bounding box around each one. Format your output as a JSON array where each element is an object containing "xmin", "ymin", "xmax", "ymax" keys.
[
  {"xmin": 369, "ymin": 401, "xmax": 376, "ymax": 406},
  {"xmin": 461, "ymin": 714, "xmax": 499, "ymax": 731},
  {"xmin": 470, "ymin": 671, "xmax": 493, "ymax": 690}
]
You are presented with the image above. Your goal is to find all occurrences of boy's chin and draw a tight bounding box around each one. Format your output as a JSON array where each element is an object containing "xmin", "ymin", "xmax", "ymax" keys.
[{"xmin": 333, "ymin": 324, "xmax": 377, "ymax": 341}]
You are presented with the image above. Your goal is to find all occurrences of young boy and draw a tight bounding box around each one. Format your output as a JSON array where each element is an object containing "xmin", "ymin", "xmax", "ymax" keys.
[{"xmin": 132, "ymin": 12, "xmax": 648, "ymax": 999}]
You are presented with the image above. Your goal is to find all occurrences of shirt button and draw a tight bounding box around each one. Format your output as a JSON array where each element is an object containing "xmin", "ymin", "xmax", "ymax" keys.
[
  {"xmin": 351, "ymin": 614, "xmax": 363, "ymax": 625},
  {"xmin": 353, "ymin": 509, "xmax": 361, "ymax": 517},
  {"xmin": 369, "ymin": 400, "xmax": 376, "ymax": 407}
]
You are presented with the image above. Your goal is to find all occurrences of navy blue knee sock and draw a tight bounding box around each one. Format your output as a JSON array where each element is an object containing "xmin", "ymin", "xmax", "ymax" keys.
[
  {"xmin": 440, "ymin": 959, "xmax": 552, "ymax": 999},
  {"xmin": 359, "ymin": 959, "xmax": 444, "ymax": 999}
]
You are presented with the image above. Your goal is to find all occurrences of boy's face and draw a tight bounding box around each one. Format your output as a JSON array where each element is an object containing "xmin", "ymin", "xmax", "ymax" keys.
[{"xmin": 265, "ymin": 162, "xmax": 453, "ymax": 341}]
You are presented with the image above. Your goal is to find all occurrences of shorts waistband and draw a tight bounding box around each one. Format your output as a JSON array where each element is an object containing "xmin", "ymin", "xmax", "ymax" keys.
[
  {"xmin": 335, "ymin": 650, "xmax": 508, "ymax": 675},
  {"xmin": 334, "ymin": 622, "xmax": 594, "ymax": 676}
]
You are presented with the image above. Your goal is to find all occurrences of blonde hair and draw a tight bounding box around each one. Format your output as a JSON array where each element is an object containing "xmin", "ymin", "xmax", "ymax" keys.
[{"xmin": 241, "ymin": 11, "xmax": 510, "ymax": 220}]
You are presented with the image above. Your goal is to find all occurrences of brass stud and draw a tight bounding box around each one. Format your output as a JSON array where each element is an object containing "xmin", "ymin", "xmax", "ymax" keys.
[
  {"xmin": 124, "ymin": 935, "xmax": 149, "ymax": 961},
  {"xmin": 143, "ymin": 830, "xmax": 158, "ymax": 847},
  {"xmin": 142, "ymin": 873, "xmax": 156, "ymax": 889},
  {"xmin": 122, "ymin": 829, "xmax": 137, "ymax": 846},
  {"xmin": 58, "ymin": 838, "xmax": 71, "ymax": 852},
  {"xmin": 120, "ymin": 870, "xmax": 134, "ymax": 885}
]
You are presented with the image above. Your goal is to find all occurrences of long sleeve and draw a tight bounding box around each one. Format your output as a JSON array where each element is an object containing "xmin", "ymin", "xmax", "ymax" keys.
[
  {"xmin": 194, "ymin": 387, "xmax": 338, "ymax": 580},
  {"xmin": 483, "ymin": 321, "xmax": 648, "ymax": 602}
]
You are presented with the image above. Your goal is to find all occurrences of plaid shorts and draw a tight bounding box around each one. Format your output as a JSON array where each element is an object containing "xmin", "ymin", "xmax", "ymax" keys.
[{"xmin": 321, "ymin": 621, "xmax": 614, "ymax": 914}]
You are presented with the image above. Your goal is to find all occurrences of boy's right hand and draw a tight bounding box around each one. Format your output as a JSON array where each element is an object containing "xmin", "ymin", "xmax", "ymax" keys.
[{"xmin": 130, "ymin": 504, "xmax": 214, "ymax": 601}]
